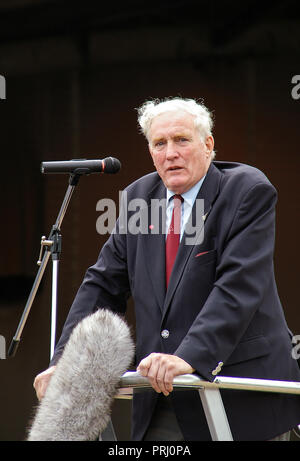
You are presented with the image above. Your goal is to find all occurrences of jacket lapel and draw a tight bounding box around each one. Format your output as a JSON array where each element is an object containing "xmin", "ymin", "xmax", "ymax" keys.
[
  {"xmin": 162, "ymin": 162, "xmax": 222, "ymax": 318},
  {"xmin": 140, "ymin": 179, "xmax": 167, "ymax": 311}
]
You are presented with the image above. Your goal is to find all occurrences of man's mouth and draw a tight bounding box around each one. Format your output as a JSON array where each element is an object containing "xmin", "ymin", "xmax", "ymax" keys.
[{"xmin": 167, "ymin": 166, "xmax": 183, "ymax": 171}]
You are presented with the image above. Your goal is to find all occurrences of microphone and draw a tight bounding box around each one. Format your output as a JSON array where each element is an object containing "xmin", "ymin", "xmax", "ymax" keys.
[
  {"xmin": 41, "ymin": 157, "xmax": 121, "ymax": 175},
  {"xmin": 27, "ymin": 309, "xmax": 134, "ymax": 441}
]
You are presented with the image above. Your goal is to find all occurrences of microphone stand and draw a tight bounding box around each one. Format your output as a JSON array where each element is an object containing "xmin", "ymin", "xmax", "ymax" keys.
[{"xmin": 8, "ymin": 173, "xmax": 81, "ymax": 360}]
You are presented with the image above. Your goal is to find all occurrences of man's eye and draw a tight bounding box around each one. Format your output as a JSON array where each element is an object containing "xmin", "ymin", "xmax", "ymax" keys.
[{"xmin": 155, "ymin": 141, "xmax": 165, "ymax": 147}]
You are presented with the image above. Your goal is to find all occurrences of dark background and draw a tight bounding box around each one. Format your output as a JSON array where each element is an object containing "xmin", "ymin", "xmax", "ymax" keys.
[{"xmin": 0, "ymin": 0, "xmax": 299, "ymax": 441}]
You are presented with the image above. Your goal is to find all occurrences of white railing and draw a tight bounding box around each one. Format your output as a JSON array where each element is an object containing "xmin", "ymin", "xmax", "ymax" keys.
[
  {"xmin": 118, "ymin": 371, "xmax": 300, "ymax": 395},
  {"xmin": 101, "ymin": 372, "xmax": 300, "ymax": 441}
]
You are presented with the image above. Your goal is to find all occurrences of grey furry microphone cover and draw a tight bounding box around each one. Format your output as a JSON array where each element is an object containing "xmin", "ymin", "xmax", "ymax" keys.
[{"xmin": 27, "ymin": 309, "xmax": 135, "ymax": 441}]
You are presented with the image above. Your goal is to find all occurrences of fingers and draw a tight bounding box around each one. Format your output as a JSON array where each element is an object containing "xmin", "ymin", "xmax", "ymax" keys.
[
  {"xmin": 137, "ymin": 353, "xmax": 172, "ymax": 396},
  {"xmin": 33, "ymin": 366, "xmax": 56, "ymax": 401},
  {"xmin": 137, "ymin": 354, "xmax": 194, "ymax": 396}
]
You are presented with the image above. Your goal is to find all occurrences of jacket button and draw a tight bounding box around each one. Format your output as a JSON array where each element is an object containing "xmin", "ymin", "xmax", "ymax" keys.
[{"xmin": 161, "ymin": 329, "xmax": 169, "ymax": 339}]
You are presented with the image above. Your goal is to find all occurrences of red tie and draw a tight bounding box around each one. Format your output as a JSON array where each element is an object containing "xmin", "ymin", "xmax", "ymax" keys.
[{"xmin": 166, "ymin": 194, "xmax": 183, "ymax": 288}]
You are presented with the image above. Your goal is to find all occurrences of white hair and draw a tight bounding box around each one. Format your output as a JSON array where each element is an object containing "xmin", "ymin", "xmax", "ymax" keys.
[{"xmin": 137, "ymin": 97, "xmax": 215, "ymax": 159}]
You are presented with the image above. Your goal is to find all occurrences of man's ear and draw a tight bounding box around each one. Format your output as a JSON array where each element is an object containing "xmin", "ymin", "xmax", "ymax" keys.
[{"xmin": 205, "ymin": 136, "xmax": 214, "ymax": 156}]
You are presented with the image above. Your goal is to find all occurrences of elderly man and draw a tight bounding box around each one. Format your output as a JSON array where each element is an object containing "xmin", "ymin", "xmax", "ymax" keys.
[{"xmin": 34, "ymin": 98, "xmax": 300, "ymax": 441}]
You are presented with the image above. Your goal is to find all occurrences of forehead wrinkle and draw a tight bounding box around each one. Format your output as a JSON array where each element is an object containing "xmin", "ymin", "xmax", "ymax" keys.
[
  {"xmin": 149, "ymin": 111, "xmax": 196, "ymax": 138},
  {"xmin": 150, "ymin": 124, "xmax": 195, "ymax": 145},
  {"xmin": 152, "ymin": 128, "xmax": 191, "ymax": 141}
]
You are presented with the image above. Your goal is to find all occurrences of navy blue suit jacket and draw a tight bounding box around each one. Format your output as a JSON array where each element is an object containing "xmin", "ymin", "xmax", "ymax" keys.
[{"xmin": 51, "ymin": 161, "xmax": 300, "ymax": 440}]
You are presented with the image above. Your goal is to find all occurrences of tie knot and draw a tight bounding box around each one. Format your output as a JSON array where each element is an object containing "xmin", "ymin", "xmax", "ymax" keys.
[{"xmin": 172, "ymin": 194, "xmax": 183, "ymax": 206}]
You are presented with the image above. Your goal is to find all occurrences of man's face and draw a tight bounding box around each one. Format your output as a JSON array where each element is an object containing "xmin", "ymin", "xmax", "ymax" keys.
[{"xmin": 148, "ymin": 111, "xmax": 214, "ymax": 194}]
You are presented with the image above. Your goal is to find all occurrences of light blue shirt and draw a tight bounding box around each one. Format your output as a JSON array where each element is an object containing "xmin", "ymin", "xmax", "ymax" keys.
[{"xmin": 166, "ymin": 176, "xmax": 206, "ymax": 240}]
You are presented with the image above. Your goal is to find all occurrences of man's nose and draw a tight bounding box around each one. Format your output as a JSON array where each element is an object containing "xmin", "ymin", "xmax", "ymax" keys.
[{"xmin": 165, "ymin": 141, "xmax": 179, "ymax": 159}]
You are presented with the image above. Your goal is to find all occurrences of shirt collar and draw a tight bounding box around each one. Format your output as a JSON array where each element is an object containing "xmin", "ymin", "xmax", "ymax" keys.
[{"xmin": 166, "ymin": 175, "xmax": 206, "ymax": 207}]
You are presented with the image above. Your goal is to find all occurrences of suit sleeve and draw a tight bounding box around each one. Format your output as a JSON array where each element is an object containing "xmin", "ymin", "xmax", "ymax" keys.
[{"xmin": 174, "ymin": 181, "xmax": 278, "ymax": 380}]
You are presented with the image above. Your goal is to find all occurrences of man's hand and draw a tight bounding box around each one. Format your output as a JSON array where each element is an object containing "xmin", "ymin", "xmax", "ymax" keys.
[
  {"xmin": 33, "ymin": 366, "xmax": 56, "ymax": 401},
  {"xmin": 137, "ymin": 353, "xmax": 195, "ymax": 396}
]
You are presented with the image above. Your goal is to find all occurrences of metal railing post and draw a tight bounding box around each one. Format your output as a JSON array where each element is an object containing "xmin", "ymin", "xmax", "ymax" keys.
[{"xmin": 198, "ymin": 387, "xmax": 233, "ymax": 440}]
